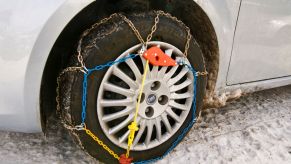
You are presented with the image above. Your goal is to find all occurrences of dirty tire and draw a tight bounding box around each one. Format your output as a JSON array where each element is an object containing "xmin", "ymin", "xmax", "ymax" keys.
[{"xmin": 60, "ymin": 12, "xmax": 207, "ymax": 164}]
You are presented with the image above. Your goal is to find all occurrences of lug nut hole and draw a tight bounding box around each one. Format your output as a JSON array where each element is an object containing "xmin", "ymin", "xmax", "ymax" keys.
[
  {"xmin": 137, "ymin": 93, "xmax": 145, "ymax": 103},
  {"xmin": 158, "ymin": 95, "xmax": 168, "ymax": 105},
  {"xmin": 151, "ymin": 81, "xmax": 161, "ymax": 91},
  {"xmin": 145, "ymin": 107, "xmax": 154, "ymax": 118}
]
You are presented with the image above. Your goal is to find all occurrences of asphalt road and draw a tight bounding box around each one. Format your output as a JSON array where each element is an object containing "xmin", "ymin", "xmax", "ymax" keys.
[{"xmin": 1, "ymin": 85, "xmax": 291, "ymax": 164}]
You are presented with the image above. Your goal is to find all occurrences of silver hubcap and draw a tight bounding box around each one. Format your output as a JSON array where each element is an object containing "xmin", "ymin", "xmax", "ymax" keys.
[{"xmin": 97, "ymin": 41, "xmax": 194, "ymax": 151}]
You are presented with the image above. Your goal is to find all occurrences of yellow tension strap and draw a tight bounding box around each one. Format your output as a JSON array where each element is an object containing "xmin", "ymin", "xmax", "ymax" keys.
[{"xmin": 126, "ymin": 59, "xmax": 150, "ymax": 157}]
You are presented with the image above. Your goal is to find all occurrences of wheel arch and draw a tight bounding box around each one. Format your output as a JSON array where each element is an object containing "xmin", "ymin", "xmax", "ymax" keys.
[
  {"xmin": 39, "ymin": 0, "xmax": 220, "ymax": 131},
  {"xmin": 25, "ymin": 0, "xmax": 95, "ymax": 132}
]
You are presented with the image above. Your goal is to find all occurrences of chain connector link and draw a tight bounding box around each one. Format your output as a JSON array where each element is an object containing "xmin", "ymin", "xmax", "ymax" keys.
[
  {"xmin": 176, "ymin": 57, "xmax": 187, "ymax": 66},
  {"xmin": 74, "ymin": 123, "xmax": 86, "ymax": 131},
  {"xmin": 81, "ymin": 66, "xmax": 89, "ymax": 74},
  {"xmin": 196, "ymin": 71, "xmax": 208, "ymax": 77},
  {"xmin": 176, "ymin": 58, "xmax": 208, "ymax": 77},
  {"xmin": 138, "ymin": 44, "xmax": 147, "ymax": 56},
  {"xmin": 56, "ymin": 10, "xmax": 205, "ymax": 162}
]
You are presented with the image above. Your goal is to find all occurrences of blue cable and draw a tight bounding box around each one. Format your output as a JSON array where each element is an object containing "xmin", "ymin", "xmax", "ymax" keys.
[
  {"xmin": 134, "ymin": 63, "xmax": 198, "ymax": 164},
  {"xmin": 80, "ymin": 54, "xmax": 198, "ymax": 164},
  {"xmin": 81, "ymin": 54, "xmax": 138, "ymax": 125}
]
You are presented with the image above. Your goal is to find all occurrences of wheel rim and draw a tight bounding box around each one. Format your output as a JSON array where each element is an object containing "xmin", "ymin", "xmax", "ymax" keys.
[{"xmin": 97, "ymin": 41, "xmax": 194, "ymax": 151}]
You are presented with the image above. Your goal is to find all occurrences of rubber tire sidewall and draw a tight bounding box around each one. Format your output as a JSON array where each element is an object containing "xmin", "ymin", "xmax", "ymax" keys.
[{"xmin": 63, "ymin": 13, "xmax": 207, "ymax": 163}]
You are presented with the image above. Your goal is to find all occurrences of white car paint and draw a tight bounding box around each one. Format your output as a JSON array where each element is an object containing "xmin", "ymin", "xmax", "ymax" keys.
[
  {"xmin": 196, "ymin": 0, "xmax": 291, "ymax": 95},
  {"xmin": 0, "ymin": 0, "xmax": 290, "ymax": 132},
  {"xmin": 228, "ymin": 0, "xmax": 291, "ymax": 85},
  {"xmin": 0, "ymin": 0, "xmax": 94, "ymax": 132},
  {"xmin": 193, "ymin": 0, "xmax": 242, "ymax": 92}
]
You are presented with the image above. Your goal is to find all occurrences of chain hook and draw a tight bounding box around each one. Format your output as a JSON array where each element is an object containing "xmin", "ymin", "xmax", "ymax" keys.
[
  {"xmin": 56, "ymin": 10, "xmax": 207, "ymax": 162},
  {"xmin": 74, "ymin": 123, "xmax": 86, "ymax": 131},
  {"xmin": 138, "ymin": 44, "xmax": 147, "ymax": 56},
  {"xmin": 78, "ymin": 66, "xmax": 88, "ymax": 75},
  {"xmin": 176, "ymin": 57, "xmax": 187, "ymax": 66},
  {"xmin": 196, "ymin": 71, "xmax": 208, "ymax": 77}
]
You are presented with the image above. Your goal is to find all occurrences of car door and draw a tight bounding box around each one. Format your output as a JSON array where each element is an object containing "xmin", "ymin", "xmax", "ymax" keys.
[{"xmin": 227, "ymin": 0, "xmax": 291, "ymax": 85}]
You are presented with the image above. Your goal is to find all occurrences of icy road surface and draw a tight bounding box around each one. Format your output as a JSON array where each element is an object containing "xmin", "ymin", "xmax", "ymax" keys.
[{"xmin": 0, "ymin": 86, "xmax": 291, "ymax": 164}]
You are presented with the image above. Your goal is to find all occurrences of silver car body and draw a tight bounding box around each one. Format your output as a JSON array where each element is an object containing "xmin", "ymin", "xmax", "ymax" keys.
[{"xmin": 0, "ymin": 0, "xmax": 290, "ymax": 132}]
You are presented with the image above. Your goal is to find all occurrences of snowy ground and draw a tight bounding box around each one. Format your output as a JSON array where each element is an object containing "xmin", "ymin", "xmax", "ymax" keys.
[{"xmin": 0, "ymin": 85, "xmax": 291, "ymax": 164}]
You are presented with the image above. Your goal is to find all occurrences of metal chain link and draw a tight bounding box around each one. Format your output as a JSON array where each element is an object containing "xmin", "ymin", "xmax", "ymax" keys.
[
  {"xmin": 119, "ymin": 11, "xmax": 207, "ymax": 76},
  {"xmin": 154, "ymin": 11, "xmax": 207, "ymax": 76},
  {"xmin": 118, "ymin": 14, "xmax": 145, "ymax": 45},
  {"xmin": 146, "ymin": 13, "xmax": 160, "ymax": 43},
  {"xmin": 80, "ymin": 54, "xmax": 138, "ymax": 125},
  {"xmin": 118, "ymin": 13, "xmax": 162, "ymax": 158},
  {"xmin": 155, "ymin": 10, "xmax": 192, "ymax": 57},
  {"xmin": 85, "ymin": 128, "xmax": 120, "ymax": 160},
  {"xmin": 56, "ymin": 67, "xmax": 86, "ymax": 132},
  {"xmin": 196, "ymin": 71, "xmax": 208, "ymax": 76},
  {"xmin": 77, "ymin": 13, "xmax": 119, "ymax": 69},
  {"xmin": 76, "ymin": 11, "xmax": 207, "ymax": 75},
  {"xmin": 56, "ymin": 67, "xmax": 85, "ymax": 113},
  {"xmin": 56, "ymin": 55, "xmax": 138, "ymax": 161},
  {"xmin": 135, "ymin": 62, "xmax": 199, "ymax": 164},
  {"xmin": 118, "ymin": 12, "xmax": 160, "ymax": 49},
  {"xmin": 56, "ymin": 10, "xmax": 208, "ymax": 162}
]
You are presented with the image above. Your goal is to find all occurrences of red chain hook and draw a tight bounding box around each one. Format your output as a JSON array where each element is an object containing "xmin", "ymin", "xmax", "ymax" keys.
[{"xmin": 119, "ymin": 154, "xmax": 133, "ymax": 164}]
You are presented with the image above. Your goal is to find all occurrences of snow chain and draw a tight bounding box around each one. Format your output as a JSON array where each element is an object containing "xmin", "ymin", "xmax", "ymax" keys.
[{"xmin": 56, "ymin": 10, "xmax": 208, "ymax": 164}]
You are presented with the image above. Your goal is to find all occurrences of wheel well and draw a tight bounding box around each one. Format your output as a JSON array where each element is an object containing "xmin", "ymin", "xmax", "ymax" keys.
[{"xmin": 40, "ymin": 0, "xmax": 219, "ymax": 130}]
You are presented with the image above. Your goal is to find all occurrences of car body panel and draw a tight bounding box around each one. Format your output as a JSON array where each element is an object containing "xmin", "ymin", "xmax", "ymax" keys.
[
  {"xmin": 0, "ymin": 0, "xmax": 94, "ymax": 132},
  {"xmin": 193, "ymin": 0, "xmax": 242, "ymax": 92},
  {"xmin": 227, "ymin": 0, "xmax": 291, "ymax": 85}
]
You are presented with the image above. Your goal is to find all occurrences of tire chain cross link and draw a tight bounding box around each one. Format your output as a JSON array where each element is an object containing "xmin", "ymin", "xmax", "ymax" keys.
[{"xmin": 56, "ymin": 10, "xmax": 208, "ymax": 163}]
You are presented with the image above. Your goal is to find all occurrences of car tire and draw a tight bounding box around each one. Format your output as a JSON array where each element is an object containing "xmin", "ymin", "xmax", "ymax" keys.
[{"xmin": 59, "ymin": 12, "xmax": 207, "ymax": 163}]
